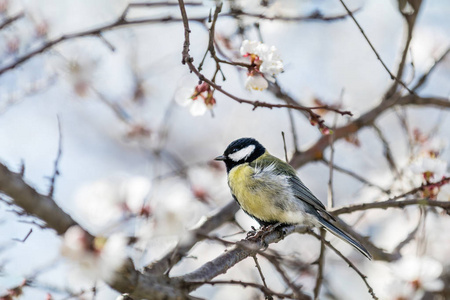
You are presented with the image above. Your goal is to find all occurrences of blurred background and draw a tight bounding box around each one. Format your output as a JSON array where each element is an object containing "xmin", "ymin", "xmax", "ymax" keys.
[{"xmin": 0, "ymin": 0, "xmax": 449, "ymax": 299}]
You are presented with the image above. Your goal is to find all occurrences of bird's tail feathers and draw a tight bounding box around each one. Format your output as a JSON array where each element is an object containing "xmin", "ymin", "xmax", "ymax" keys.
[{"xmin": 318, "ymin": 217, "xmax": 372, "ymax": 260}]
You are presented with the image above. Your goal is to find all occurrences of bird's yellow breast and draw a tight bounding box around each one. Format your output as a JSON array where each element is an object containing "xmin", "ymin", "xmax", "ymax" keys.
[{"xmin": 228, "ymin": 162, "xmax": 288, "ymax": 222}]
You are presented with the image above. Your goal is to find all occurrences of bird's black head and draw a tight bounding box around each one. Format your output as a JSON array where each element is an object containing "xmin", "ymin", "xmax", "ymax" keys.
[{"xmin": 215, "ymin": 137, "xmax": 266, "ymax": 172}]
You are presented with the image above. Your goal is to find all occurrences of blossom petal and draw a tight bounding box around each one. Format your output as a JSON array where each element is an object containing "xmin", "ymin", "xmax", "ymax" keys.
[
  {"xmin": 175, "ymin": 87, "xmax": 195, "ymax": 107},
  {"xmin": 240, "ymin": 40, "xmax": 261, "ymax": 56},
  {"xmin": 190, "ymin": 99, "xmax": 208, "ymax": 116},
  {"xmin": 245, "ymin": 74, "xmax": 268, "ymax": 91}
]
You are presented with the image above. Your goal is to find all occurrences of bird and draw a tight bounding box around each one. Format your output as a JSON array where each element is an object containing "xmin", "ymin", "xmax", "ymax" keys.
[{"xmin": 215, "ymin": 137, "xmax": 372, "ymax": 260}]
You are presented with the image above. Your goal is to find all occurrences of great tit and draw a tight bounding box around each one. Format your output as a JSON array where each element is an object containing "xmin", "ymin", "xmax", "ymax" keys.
[{"xmin": 215, "ymin": 137, "xmax": 372, "ymax": 260}]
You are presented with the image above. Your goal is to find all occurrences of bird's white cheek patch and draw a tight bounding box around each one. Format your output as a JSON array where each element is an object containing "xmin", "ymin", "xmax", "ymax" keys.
[{"xmin": 229, "ymin": 145, "xmax": 255, "ymax": 162}]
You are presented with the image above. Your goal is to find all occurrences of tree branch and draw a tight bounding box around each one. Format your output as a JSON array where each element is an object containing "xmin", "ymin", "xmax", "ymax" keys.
[
  {"xmin": 0, "ymin": 162, "xmax": 76, "ymax": 235},
  {"xmin": 182, "ymin": 225, "xmax": 308, "ymax": 284},
  {"xmin": 290, "ymin": 95, "xmax": 450, "ymax": 168},
  {"xmin": 226, "ymin": 7, "xmax": 360, "ymax": 22},
  {"xmin": 332, "ymin": 198, "xmax": 450, "ymax": 215}
]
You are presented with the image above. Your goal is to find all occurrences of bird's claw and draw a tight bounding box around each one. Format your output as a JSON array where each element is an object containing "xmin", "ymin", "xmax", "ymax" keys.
[
  {"xmin": 246, "ymin": 229, "xmax": 257, "ymax": 239},
  {"xmin": 246, "ymin": 223, "xmax": 283, "ymax": 243}
]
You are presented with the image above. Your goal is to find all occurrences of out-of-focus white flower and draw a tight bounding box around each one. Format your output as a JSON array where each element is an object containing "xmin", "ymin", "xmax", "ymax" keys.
[
  {"xmin": 245, "ymin": 74, "xmax": 268, "ymax": 91},
  {"xmin": 152, "ymin": 183, "xmax": 205, "ymax": 238},
  {"xmin": 55, "ymin": 52, "xmax": 98, "ymax": 97},
  {"xmin": 75, "ymin": 176, "xmax": 152, "ymax": 230},
  {"xmin": 176, "ymin": 87, "xmax": 208, "ymax": 116},
  {"xmin": 384, "ymin": 280, "xmax": 417, "ymax": 300},
  {"xmin": 61, "ymin": 226, "xmax": 87, "ymax": 261},
  {"xmin": 392, "ymin": 256, "xmax": 444, "ymax": 292},
  {"xmin": 422, "ymin": 137, "xmax": 448, "ymax": 156},
  {"xmin": 100, "ymin": 234, "xmax": 129, "ymax": 281},
  {"xmin": 240, "ymin": 40, "xmax": 283, "ymax": 91},
  {"xmin": 61, "ymin": 226, "xmax": 128, "ymax": 283},
  {"xmin": 437, "ymin": 182, "xmax": 450, "ymax": 201},
  {"xmin": 175, "ymin": 83, "xmax": 216, "ymax": 116},
  {"xmin": 409, "ymin": 156, "xmax": 447, "ymax": 180},
  {"xmin": 120, "ymin": 177, "xmax": 152, "ymax": 214}
]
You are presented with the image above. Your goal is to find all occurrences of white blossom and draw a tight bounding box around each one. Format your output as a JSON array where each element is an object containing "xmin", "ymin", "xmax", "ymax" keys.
[
  {"xmin": 61, "ymin": 226, "xmax": 128, "ymax": 283},
  {"xmin": 240, "ymin": 40, "xmax": 261, "ymax": 56},
  {"xmin": 392, "ymin": 256, "xmax": 444, "ymax": 292},
  {"xmin": 409, "ymin": 156, "xmax": 447, "ymax": 179},
  {"xmin": 422, "ymin": 137, "xmax": 448, "ymax": 155},
  {"xmin": 437, "ymin": 182, "xmax": 450, "ymax": 200},
  {"xmin": 240, "ymin": 40, "xmax": 283, "ymax": 91},
  {"xmin": 245, "ymin": 74, "xmax": 268, "ymax": 91},
  {"xmin": 384, "ymin": 281, "xmax": 418, "ymax": 300},
  {"xmin": 258, "ymin": 45, "xmax": 283, "ymax": 76},
  {"xmin": 75, "ymin": 176, "xmax": 151, "ymax": 230},
  {"xmin": 60, "ymin": 226, "xmax": 88, "ymax": 262},
  {"xmin": 175, "ymin": 87, "xmax": 209, "ymax": 116}
]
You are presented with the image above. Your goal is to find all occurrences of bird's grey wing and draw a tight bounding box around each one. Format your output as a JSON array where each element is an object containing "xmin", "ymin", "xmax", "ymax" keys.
[{"xmin": 289, "ymin": 176, "xmax": 336, "ymax": 221}]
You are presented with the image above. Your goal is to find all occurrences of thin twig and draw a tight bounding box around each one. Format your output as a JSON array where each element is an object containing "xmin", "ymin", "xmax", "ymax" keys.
[
  {"xmin": 333, "ymin": 198, "xmax": 450, "ymax": 215},
  {"xmin": 0, "ymin": 15, "xmax": 205, "ymax": 76},
  {"xmin": 12, "ymin": 228, "xmax": 33, "ymax": 243},
  {"xmin": 313, "ymin": 229, "xmax": 326, "ymax": 300},
  {"xmin": 48, "ymin": 117, "xmax": 63, "ymax": 197},
  {"xmin": 413, "ymin": 47, "xmax": 450, "ymax": 91},
  {"xmin": 372, "ymin": 123, "xmax": 400, "ymax": 178},
  {"xmin": 327, "ymin": 115, "xmax": 338, "ymax": 208},
  {"xmin": 258, "ymin": 251, "xmax": 308, "ymax": 299},
  {"xmin": 337, "ymin": 0, "xmax": 414, "ymax": 95},
  {"xmin": 384, "ymin": 1, "xmax": 420, "ymax": 98},
  {"xmin": 227, "ymin": 7, "xmax": 360, "ymax": 22},
  {"xmin": 281, "ymin": 131, "xmax": 289, "ymax": 163},
  {"xmin": 308, "ymin": 230, "xmax": 378, "ymax": 300},
  {"xmin": 252, "ymin": 255, "xmax": 270, "ymax": 296},
  {"xmin": 0, "ymin": 12, "xmax": 25, "ymax": 30},
  {"xmin": 394, "ymin": 107, "xmax": 414, "ymax": 159},
  {"xmin": 393, "ymin": 216, "xmax": 421, "ymax": 255},
  {"xmin": 287, "ymin": 108, "xmax": 300, "ymax": 153},
  {"xmin": 93, "ymin": 89, "xmax": 133, "ymax": 124},
  {"xmin": 320, "ymin": 159, "xmax": 390, "ymax": 194}
]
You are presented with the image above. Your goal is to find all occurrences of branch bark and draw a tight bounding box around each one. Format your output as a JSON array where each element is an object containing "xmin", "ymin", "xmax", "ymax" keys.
[
  {"xmin": 0, "ymin": 162, "xmax": 76, "ymax": 235},
  {"xmin": 289, "ymin": 95, "xmax": 450, "ymax": 168},
  {"xmin": 333, "ymin": 199, "xmax": 450, "ymax": 215}
]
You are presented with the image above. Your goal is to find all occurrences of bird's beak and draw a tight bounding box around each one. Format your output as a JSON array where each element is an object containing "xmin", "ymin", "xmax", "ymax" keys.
[{"xmin": 214, "ymin": 155, "xmax": 226, "ymax": 161}]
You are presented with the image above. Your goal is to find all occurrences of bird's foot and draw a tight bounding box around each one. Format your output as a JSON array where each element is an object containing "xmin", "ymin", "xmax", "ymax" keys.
[
  {"xmin": 262, "ymin": 222, "xmax": 282, "ymax": 232},
  {"xmin": 246, "ymin": 223, "xmax": 283, "ymax": 242},
  {"xmin": 246, "ymin": 226, "xmax": 258, "ymax": 239}
]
